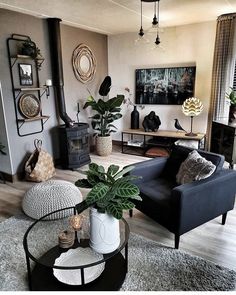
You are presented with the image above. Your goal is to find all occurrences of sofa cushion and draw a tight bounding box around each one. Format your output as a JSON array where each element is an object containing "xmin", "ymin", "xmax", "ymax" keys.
[
  {"xmin": 176, "ymin": 150, "xmax": 216, "ymax": 184},
  {"xmin": 161, "ymin": 145, "xmax": 224, "ymax": 181}
]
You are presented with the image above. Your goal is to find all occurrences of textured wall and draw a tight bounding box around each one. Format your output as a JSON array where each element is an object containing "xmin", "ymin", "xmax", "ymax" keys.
[
  {"xmin": 0, "ymin": 8, "xmax": 108, "ymax": 175},
  {"xmin": 108, "ymin": 21, "xmax": 216, "ymax": 140}
]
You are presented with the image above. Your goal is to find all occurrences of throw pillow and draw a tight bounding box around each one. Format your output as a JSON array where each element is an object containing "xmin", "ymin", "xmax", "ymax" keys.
[{"xmin": 176, "ymin": 150, "xmax": 216, "ymax": 184}]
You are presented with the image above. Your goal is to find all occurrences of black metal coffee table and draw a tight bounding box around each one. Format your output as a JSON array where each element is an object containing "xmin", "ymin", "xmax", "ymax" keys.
[{"xmin": 23, "ymin": 206, "xmax": 129, "ymax": 291}]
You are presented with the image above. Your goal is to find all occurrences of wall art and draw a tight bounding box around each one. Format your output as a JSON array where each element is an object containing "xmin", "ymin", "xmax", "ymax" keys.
[{"xmin": 135, "ymin": 66, "xmax": 196, "ymax": 105}]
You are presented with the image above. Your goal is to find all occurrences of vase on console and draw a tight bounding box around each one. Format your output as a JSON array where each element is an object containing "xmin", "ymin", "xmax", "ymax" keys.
[{"xmin": 131, "ymin": 105, "xmax": 139, "ymax": 129}]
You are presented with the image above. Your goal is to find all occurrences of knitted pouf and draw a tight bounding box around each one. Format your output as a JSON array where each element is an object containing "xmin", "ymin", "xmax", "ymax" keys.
[{"xmin": 22, "ymin": 180, "xmax": 83, "ymax": 220}]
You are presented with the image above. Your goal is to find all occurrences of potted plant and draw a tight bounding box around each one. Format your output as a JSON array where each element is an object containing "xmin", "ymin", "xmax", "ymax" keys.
[
  {"xmin": 226, "ymin": 87, "xmax": 236, "ymax": 123},
  {"xmin": 75, "ymin": 162, "xmax": 141, "ymax": 253},
  {"xmin": 84, "ymin": 76, "xmax": 124, "ymax": 156}
]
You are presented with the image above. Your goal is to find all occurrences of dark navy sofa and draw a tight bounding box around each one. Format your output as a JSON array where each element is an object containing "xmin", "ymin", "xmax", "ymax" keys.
[{"xmin": 128, "ymin": 145, "xmax": 236, "ymax": 249}]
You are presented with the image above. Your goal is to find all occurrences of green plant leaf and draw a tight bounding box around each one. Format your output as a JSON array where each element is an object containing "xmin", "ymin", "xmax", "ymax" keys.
[
  {"xmin": 110, "ymin": 107, "xmax": 121, "ymax": 113},
  {"xmin": 114, "ymin": 165, "xmax": 135, "ymax": 180},
  {"xmin": 129, "ymin": 195, "xmax": 142, "ymax": 201},
  {"xmin": 75, "ymin": 179, "xmax": 93, "ymax": 188},
  {"xmin": 107, "ymin": 124, "xmax": 117, "ymax": 130},
  {"xmin": 106, "ymin": 203, "xmax": 123, "ymax": 219},
  {"xmin": 107, "ymin": 164, "xmax": 120, "ymax": 177},
  {"xmin": 86, "ymin": 182, "xmax": 110, "ymax": 205},
  {"xmin": 90, "ymin": 114, "xmax": 101, "ymax": 120},
  {"xmin": 83, "ymin": 100, "xmax": 96, "ymax": 109},
  {"xmin": 89, "ymin": 163, "xmax": 99, "ymax": 171},
  {"xmin": 117, "ymin": 175, "xmax": 142, "ymax": 183},
  {"xmin": 107, "ymin": 95, "xmax": 124, "ymax": 111},
  {"xmin": 114, "ymin": 181, "xmax": 140, "ymax": 197},
  {"xmin": 87, "ymin": 173, "xmax": 101, "ymax": 186},
  {"xmin": 97, "ymin": 165, "xmax": 105, "ymax": 174},
  {"xmin": 119, "ymin": 200, "xmax": 135, "ymax": 210}
]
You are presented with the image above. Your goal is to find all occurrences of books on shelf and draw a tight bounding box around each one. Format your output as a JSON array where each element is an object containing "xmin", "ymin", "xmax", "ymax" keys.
[{"xmin": 127, "ymin": 140, "xmax": 144, "ymax": 147}]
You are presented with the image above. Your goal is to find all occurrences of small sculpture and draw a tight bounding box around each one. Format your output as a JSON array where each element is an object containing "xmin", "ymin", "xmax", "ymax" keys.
[
  {"xmin": 174, "ymin": 118, "xmax": 186, "ymax": 132},
  {"xmin": 142, "ymin": 111, "xmax": 161, "ymax": 132}
]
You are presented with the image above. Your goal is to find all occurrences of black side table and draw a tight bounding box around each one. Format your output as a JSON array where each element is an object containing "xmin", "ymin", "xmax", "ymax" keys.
[{"xmin": 23, "ymin": 206, "xmax": 129, "ymax": 291}]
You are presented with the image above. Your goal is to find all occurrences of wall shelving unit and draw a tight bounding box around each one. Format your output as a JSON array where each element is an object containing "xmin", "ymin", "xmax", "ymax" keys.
[{"xmin": 7, "ymin": 34, "xmax": 49, "ymax": 137}]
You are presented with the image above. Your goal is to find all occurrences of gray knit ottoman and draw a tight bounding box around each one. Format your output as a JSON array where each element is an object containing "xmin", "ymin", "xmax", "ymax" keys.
[{"xmin": 22, "ymin": 180, "xmax": 83, "ymax": 220}]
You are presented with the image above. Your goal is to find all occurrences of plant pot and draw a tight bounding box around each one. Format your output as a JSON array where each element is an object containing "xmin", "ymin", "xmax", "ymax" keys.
[
  {"xmin": 96, "ymin": 135, "xmax": 112, "ymax": 156},
  {"xmin": 229, "ymin": 105, "xmax": 236, "ymax": 124},
  {"xmin": 89, "ymin": 207, "xmax": 120, "ymax": 254}
]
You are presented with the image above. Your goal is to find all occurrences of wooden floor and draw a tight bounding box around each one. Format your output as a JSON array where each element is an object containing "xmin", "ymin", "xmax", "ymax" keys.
[{"xmin": 0, "ymin": 146, "xmax": 236, "ymax": 271}]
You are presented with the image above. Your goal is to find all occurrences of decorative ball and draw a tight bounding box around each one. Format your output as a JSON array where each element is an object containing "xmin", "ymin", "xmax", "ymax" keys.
[{"xmin": 22, "ymin": 180, "xmax": 83, "ymax": 220}]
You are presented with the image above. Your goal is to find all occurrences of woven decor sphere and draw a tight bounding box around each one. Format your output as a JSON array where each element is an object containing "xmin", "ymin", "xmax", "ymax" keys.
[{"xmin": 22, "ymin": 180, "xmax": 83, "ymax": 220}]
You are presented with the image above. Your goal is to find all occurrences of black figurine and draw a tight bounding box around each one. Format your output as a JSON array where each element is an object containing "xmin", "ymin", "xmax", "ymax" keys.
[
  {"xmin": 142, "ymin": 111, "xmax": 161, "ymax": 132},
  {"xmin": 174, "ymin": 118, "xmax": 186, "ymax": 132}
]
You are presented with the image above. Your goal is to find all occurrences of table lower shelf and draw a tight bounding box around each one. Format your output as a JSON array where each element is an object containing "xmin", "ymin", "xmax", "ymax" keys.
[{"xmin": 31, "ymin": 251, "xmax": 127, "ymax": 291}]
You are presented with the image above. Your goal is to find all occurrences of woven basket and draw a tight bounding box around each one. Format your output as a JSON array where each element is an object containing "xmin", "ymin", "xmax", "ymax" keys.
[{"xmin": 96, "ymin": 135, "xmax": 112, "ymax": 156}]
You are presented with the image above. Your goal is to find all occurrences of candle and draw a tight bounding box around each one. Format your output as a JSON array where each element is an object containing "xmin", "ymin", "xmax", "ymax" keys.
[
  {"xmin": 45, "ymin": 79, "xmax": 52, "ymax": 86},
  {"xmin": 69, "ymin": 215, "xmax": 82, "ymax": 231}
]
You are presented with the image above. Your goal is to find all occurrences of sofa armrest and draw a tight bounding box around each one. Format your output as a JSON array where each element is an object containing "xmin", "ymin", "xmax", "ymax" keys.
[
  {"xmin": 126, "ymin": 157, "xmax": 168, "ymax": 184},
  {"xmin": 172, "ymin": 169, "xmax": 236, "ymax": 235}
]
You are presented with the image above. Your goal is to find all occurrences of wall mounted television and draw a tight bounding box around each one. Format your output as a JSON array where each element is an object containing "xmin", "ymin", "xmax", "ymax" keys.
[{"xmin": 135, "ymin": 66, "xmax": 196, "ymax": 105}]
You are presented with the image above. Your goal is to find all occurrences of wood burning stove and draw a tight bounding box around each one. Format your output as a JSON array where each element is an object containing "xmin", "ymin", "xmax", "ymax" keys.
[
  {"xmin": 47, "ymin": 18, "xmax": 91, "ymax": 169},
  {"xmin": 58, "ymin": 123, "xmax": 90, "ymax": 169}
]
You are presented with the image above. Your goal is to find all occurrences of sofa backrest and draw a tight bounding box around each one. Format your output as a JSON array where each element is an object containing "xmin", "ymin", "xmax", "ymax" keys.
[{"xmin": 161, "ymin": 145, "xmax": 225, "ymax": 181}]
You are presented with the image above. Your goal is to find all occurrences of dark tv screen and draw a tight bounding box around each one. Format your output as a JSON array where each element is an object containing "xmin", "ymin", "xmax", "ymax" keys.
[{"xmin": 135, "ymin": 66, "xmax": 196, "ymax": 105}]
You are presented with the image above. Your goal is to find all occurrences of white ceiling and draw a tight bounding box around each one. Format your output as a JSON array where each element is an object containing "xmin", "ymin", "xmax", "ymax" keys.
[{"xmin": 0, "ymin": 0, "xmax": 236, "ymax": 35}]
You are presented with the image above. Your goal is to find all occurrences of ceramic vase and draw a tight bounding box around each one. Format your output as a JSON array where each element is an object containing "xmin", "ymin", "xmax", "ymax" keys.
[
  {"xmin": 131, "ymin": 105, "xmax": 139, "ymax": 129},
  {"xmin": 89, "ymin": 207, "xmax": 120, "ymax": 254}
]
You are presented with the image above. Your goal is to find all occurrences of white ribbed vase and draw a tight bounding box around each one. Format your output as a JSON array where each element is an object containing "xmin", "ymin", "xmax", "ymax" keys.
[
  {"xmin": 96, "ymin": 135, "xmax": 112, "ymax": 156},
  {"xmin": 89, "ymin": 208, "xmax": 120, "ymax": 254}
]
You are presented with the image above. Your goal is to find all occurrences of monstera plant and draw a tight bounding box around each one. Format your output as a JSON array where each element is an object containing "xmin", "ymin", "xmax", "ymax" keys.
[
  {"xmin": 84, "ymin": 76, "xmax": 124, "ymax": 156},
  {"xmin": 75, "ymin": 163, "xmax": 141, "ymax": 253}
]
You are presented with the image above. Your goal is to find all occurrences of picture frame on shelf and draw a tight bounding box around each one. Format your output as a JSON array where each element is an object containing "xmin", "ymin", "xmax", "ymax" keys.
[{"xmin": 18, "ymin": 63, "xmax": 33, "ymax": 86}]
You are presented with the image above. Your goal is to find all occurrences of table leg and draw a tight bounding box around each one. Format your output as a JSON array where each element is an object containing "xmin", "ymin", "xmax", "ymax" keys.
[
  {"xmin": 25, "ymin": 253, "xmax": 32, "ymax": 290},
  {"xmin": 125, "ymin": 243, "xmax": 128, "ymax": 272}
]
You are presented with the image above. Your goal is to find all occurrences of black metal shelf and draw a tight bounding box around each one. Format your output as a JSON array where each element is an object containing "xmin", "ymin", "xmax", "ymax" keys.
[{"xmin": 7, "ymin": 34, "xmax": 49, "ymax": 137}]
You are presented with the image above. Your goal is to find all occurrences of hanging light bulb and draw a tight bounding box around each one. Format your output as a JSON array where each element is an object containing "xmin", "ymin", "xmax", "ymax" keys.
[
  {"xmin": 139, "ymin": 1, "xmax": 144, "ymax": 37},
  {"xmin": 155, "ymin": 0, "xmax": 161, "ymax": 45},
  {"xmin": 135, "ymin": 0, "xmax": 150, "ymax": 45},
  {"xmin": 152, "ymin": 1, "xmax": 158, "ymax": 28},
  {"xmin": 155, "ymin": 33, "xmax": 160, "ymax": 45}
]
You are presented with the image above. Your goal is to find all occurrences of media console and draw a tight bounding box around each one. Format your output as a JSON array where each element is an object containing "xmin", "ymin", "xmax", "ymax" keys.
[{"xmin": 121, "ymin": 129, "xmax": 205, "ymax": 156}]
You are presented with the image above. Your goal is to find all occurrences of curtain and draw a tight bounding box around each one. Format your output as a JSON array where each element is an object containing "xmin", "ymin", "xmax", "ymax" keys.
[{"xmin": 206, "ymin": 13, "xmax": 236, "ymax": 150}]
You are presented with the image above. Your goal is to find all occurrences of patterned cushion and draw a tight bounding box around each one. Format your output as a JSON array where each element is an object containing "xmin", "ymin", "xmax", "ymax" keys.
[
  {"xmin": 22, "ymin": 180, "xmax": 83, "ymax": 220},
  {"xmin": 176, "ymin": 150, "xmax": 216, "ymax": 185}
]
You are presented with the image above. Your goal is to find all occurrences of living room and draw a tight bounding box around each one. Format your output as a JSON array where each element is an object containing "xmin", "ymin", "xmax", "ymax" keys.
[{"xmin": 0, "ymin": 0, "xmax": 236, "ymax": 291}]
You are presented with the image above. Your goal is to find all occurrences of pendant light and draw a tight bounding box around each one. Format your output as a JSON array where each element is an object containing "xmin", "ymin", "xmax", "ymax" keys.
[
  {"xmin": 152, "ymin": 1, "xmax": 158, "ymax": 28},
  {"xmin": 137, "ymin": 0, "xmax": 161, "ymax": 46},
  {"xmin": 135, "ymin": 0, "xmax": 149, "ymax": 45},
  {"xmin": 155, "ymin": 0, "xmax": 160, "ymax": 45}
]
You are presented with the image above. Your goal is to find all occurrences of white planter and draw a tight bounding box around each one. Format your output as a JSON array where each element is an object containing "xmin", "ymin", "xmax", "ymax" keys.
[
  {"xmin": 96, "ymin": 135, "xmax": 112, "ymax": 156},
  {"xmin": 89, "ymin": 207, "xmax": 120, "ymax": 254}
]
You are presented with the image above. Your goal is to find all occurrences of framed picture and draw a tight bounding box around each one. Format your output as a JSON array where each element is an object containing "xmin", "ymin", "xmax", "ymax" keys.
[
  {"xmin": 18, "ymin": 63, "xmax": 33, "ymax": 86},
  {"xmin": 135, "ymin": 66, "xmax": 196, "ymax": 105}
]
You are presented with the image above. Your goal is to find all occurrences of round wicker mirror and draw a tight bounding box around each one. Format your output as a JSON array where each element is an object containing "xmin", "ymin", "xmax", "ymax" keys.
[{"xmin": 72, "ymin": 44, "xmax": 97, "ymax": 84}]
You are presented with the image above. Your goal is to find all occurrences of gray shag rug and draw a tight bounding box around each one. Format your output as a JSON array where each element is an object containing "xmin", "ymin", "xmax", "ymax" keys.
[{"xmin": 0, "ymin": 213, "xmax": 235, "ymax": 291}]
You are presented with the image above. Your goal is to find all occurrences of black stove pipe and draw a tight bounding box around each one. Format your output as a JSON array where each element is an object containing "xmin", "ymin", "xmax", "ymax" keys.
[{"xmin": 47, "ymin": 18, "xmax": 73, "ymax": 128}]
